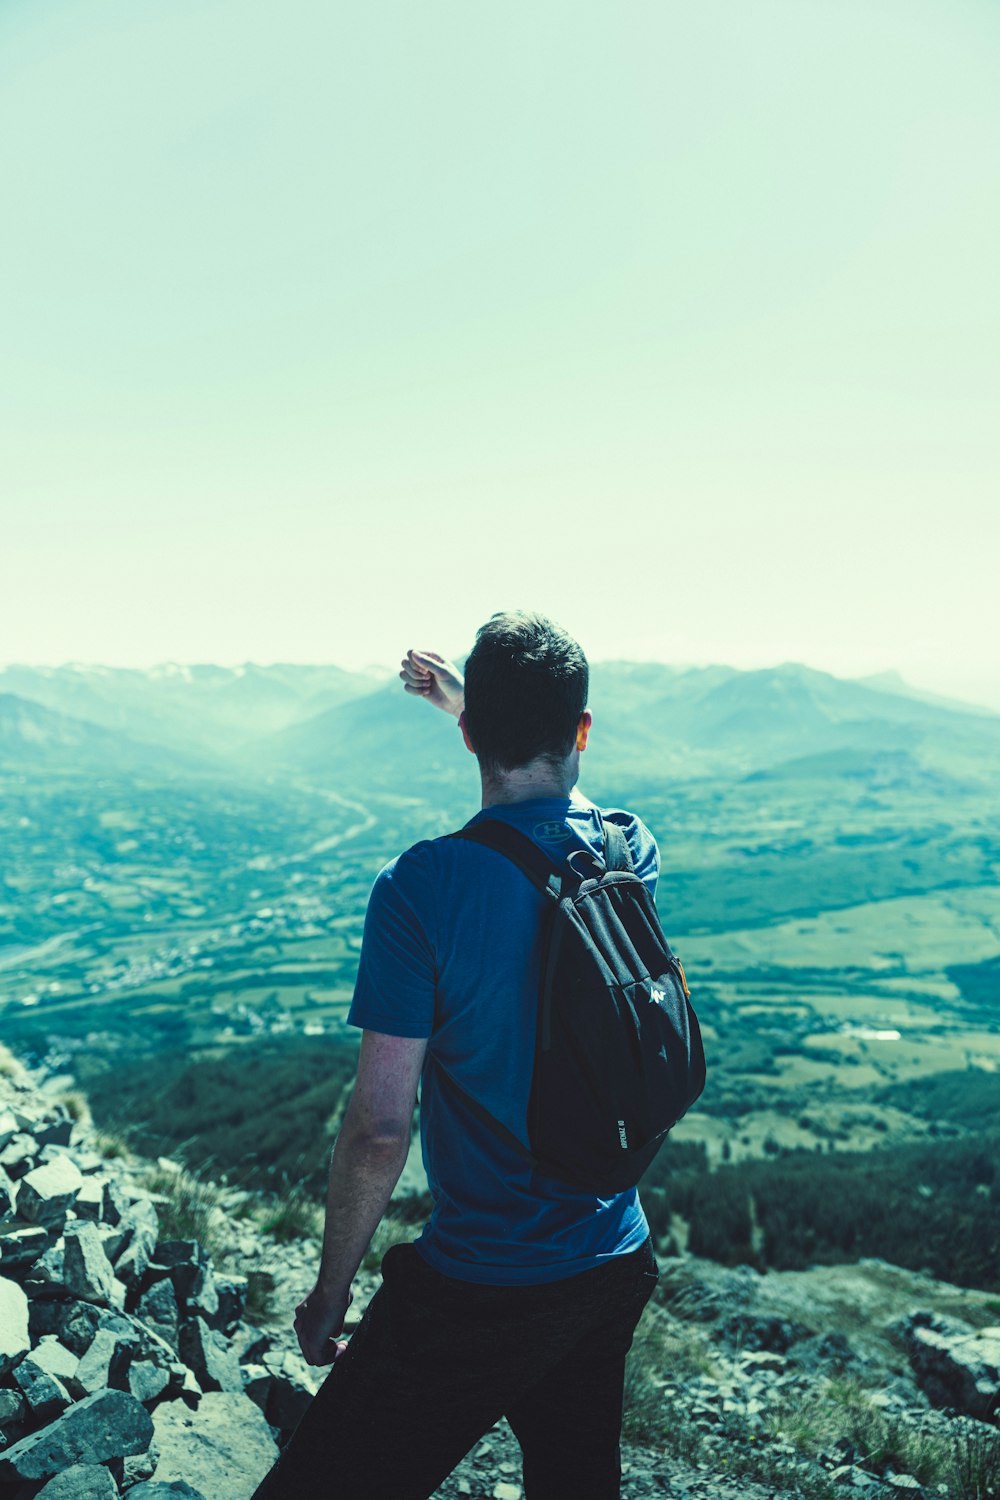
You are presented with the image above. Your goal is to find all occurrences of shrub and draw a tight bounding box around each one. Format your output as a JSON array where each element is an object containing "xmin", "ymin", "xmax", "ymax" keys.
[{"xmin": 86, "ymin": 1036, "xmax": 360, "ymax": 1194}]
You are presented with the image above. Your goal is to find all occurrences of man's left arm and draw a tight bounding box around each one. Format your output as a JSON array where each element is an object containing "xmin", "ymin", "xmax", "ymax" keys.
[{"xmin": 294, "ymin": 1027, "xmax": 428, "ymax": 1365}]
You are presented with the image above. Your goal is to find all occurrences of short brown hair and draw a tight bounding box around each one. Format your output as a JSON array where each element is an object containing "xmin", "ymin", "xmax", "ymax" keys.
[{"xmin": 463, "ymin": 611, "xmax": 589, "ymax": 777}]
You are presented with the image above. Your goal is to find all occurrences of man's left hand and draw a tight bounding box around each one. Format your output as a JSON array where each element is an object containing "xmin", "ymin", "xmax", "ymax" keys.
[{"xmin": 294, "ymin": 1283, "xmax": 353, "ymax": 1366}]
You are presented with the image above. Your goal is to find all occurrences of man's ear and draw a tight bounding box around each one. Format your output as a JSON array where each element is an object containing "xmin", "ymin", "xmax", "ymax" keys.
[
  {"xmin": 576, "ymin": 710, "xmax": 592, "ymax": 752},
  {"xmin": 458, "ymin": 711, "xmax": 476, "ymax": 755}
]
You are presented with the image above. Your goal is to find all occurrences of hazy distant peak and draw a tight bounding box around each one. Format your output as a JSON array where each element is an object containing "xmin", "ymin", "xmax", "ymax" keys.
[
  {"xmin": 853, "ymin": 671, "xmax": 999, "ymax": 718},
  {"xmin": 146, "ymin": 662, "xmax": 193, "ymax": 681},
  {"xmin": 771, "ymin": 660, "xmax": 828, "ymax": 678},
  {"xmin": 63, "ymin": 661, "xmax": 114, "ymax": 676}
]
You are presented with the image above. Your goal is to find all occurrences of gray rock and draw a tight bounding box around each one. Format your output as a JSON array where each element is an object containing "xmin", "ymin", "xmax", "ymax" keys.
[
  {"xmin": 73, "ymin": 1178, "xmax": 105, "ymax": 1222},
  {"xmin": 136, "ymin": 1278, "xmax": 180, "ymax": 1351},
  {"xmin": 153, "ymin": 1240, "xmax": 210, "ymax": 1303},
  {"xmin": 30, "ymin": 1335, "xmax": 81, "ymax": 1390},
  {"xmin": 0, "ymin": 1276, "xmax": 29, "ymax": 1376},
  {"xmin": 263, "ymin": 1350, "xmax": 319, "ymax": 1431},
  {"xmin": 0, "ymin": 1219, "xmax": 51, "ymax": 1269},
  {"xmin": 209, "ymin": 1275, "xmax": 248, "ymax": 1334},
  {"xmin": 121, "ymin": 1441, "xmax": 159, "ymax": 1487},
  {"xmin": 178, "ymin": 1316, "xmax": 243, "ymax": 1393},
  {"xmin": 29, "ymin": 1298, "xmax": 102, "ymax": 1356},
  {"xmin": 34, "ymin": 1118, "xmax": 74, "ymax": 1148},
  {"xmin": 63, "ymin": 1221, "xmax": 124, "ymax": 1308},
  {"xmin": 34, "ymin": 1462, "xmax": 118, "ymax": 1498},
  {"xmin": 129, "ymin": 1483, "xmax": 207, "ymax": 1499},
  {"xmin": 717, "ymin": 1312, "xmax": 812, "ymax": 1352},
  {"xmin": 829, "ymin": 1463, "xmax": 867, "ymax": 1486},
  {"xmin": 114, "ymin": 1202, "xmax": 160, "ymax": 1290},
  {"xmin": 169, "ymin": 1360, "xmax": 202, "ymax": 1403},
  {"xmin": 0, "ymin": 1386, "xmax": 27, "ymax": 1427},
  {"xmin": 151, "ymin": 1390, "xmax": 278, "ymax": 1497},
  {"xmin": 12, "ymin": 1355, "xmax": 71, "ymax": 1422},
  {"xmin": 130, "ymin": 1197, "xmax": 161, "ymax": 1240},
  {"xmin": 128, "ymin": 1359, "xmax": 172, "ymax": 1405},
  {"xmin": 74, "ymin": 1152, "xmax": 106, "ymax": 1175},
  {"xmin": 0, "ymin": 1133, "xmax": 38, "ymax": 1177},
  {"xmin": 0, "ymin": 1388, "xmax": 154, "ymax": 1480},
  {"xmin": 117, "ymin": 1310, "xmax": 181, "ymax": 1371},
  {"xmin": 0, "ymin": 1169, "xmax": 13, "ymax": 1223},
  {"xmin": 231, "ymin": 1325, "xmax": 271, "ymax": 1365},
  {"xmin": 737, "ymin": 1349, "xmax": 787, "ymax": 1374},
  {"xmin": 901, "ymin": 1315, "xmax": 1000, "ymax": 1421},
  {"xmin": 240, "ymin": 1363, "xmax": 272, "ymax": 1412},
  {"xmin": 101, "ymin": 1178, "xmax": 130, "ymax": 1226},
  {"xmin": 16, "ymin": 1156, "xmax": 83, "ymax": 1229},
  {"xmin": 75, "ymin": 1326, "xmax": 137, "ymax": 1396},
  {"xmin": 95, "ymin": 1219, "xmax": 131, "ymax": 1262},
  {"xmin": 188, "ymin": 1268, "xmax": 220, "ymax": 1323},
  {"xmin": 28, "ymin": 1234, "xmax": 68, "ymax": 1295},
  {"xmin": 66, "ymin": 1307, "xmax": 177, "ymax": 1378},
  {"xmin": 0, "ymin": 1109, "xmax": 19, "ymax": 1151}
]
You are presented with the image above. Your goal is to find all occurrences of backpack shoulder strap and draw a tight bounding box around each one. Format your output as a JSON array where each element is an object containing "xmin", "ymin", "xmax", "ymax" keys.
[
  {"xmin": 427, "ymin": 1054, "xmax": 539, "ymax": 1170},
  {"xmin": 600, "ymin": 810, "xmax": 635, "ymax": 874},
  {"xmin": 446, "ymin": 821, "xmax": 564, "ymax": 898}
]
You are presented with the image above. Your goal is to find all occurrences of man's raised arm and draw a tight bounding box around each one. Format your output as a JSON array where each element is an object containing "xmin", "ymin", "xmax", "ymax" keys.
[{"xmin": 399, "ymin": 649, "xmax": 465, "ymax": 718}]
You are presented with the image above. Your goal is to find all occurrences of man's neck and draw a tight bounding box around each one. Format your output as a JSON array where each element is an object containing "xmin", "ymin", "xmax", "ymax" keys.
[{"xmin": 480, "ymin": 759, "xmax": 578, "ymax": 809}]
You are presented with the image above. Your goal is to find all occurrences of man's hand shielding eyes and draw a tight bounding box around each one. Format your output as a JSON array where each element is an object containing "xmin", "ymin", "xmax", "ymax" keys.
[{"xmin": 399, "ymin": 649, "xmax": 465, "ymax": 718}]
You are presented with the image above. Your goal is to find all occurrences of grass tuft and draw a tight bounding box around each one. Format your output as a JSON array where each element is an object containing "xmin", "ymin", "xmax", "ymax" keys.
[
  {"xmin": 257, "ymin": 1185, "xmax": 323, "ymax": 1243},
  {"xmin": 624, "ymin": 1322, "xmax": 1000, "ymax": 1499},
  {"xmin": 92, "ymin": 1127, "xmax": 130, "ymax": 1160},
  {"xmin": 623, "ymin": 1304, "xmax": 719, "ymax": 1452},
  {"xmin": 57, "ymin": 1090, "xmax": 88, "ymax": 1123},
  {"xmin": 949, "ymin": 1417, "xmax": 1000, "ymax": 1500},
  {"xmin": 141, "ymin": 1160, "xmax": 230, "ymax": 1260}
]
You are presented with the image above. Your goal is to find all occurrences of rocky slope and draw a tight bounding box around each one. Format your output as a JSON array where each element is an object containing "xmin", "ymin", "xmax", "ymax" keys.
[{"xmin": 2, "ymin": 1049, "xmax": 998, "ymax": 1499}]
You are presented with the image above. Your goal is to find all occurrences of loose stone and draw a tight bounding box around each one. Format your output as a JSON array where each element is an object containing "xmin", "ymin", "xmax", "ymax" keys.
[
  {"xmin": 16, "ymin": 1156, "xmax": 84, "ymax": 1229},
  {"xmin": 0, "ymin": 1388, "xmax": 154, "ymax": 1481}
]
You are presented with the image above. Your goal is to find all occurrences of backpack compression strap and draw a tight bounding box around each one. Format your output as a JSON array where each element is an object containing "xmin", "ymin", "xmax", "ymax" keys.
[{"xmin": 600, "ymin": 816, "xmax": 635, "ymax": 875}]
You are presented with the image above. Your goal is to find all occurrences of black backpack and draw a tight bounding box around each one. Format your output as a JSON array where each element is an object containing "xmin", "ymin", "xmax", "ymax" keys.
[{"xmin": 436, "ymin": 809, "xmax": 707, "ymax": 1195}]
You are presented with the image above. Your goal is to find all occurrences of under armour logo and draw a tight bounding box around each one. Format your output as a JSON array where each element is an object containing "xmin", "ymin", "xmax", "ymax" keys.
[{"xmin": 533, "ymin": 820, "xmax": 572, "ymax": 842}]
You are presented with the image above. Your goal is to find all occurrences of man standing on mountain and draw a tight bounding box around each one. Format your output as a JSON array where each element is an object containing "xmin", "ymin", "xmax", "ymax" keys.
[{"xmin": 252, "ymin": 611, "xmax": 661, "ymax": 1500}]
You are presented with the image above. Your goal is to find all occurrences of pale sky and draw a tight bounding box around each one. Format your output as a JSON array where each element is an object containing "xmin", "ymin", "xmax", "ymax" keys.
[{"xmin": 2, "ymin": 0, "xmax": 998, "ymax": 706}]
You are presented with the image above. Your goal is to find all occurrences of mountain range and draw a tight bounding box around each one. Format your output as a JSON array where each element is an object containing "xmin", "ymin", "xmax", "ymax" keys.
[
  {"xmin": 0, "ymin": 661, "xmax": 380, "ymax": 758},
  {"xmin": 1, "ymin": 659, "xmax": 997, "ymax": 792}
]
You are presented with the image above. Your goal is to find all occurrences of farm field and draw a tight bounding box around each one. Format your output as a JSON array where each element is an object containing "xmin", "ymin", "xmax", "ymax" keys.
[
  {"xmin": 4, "ymin": 756, "xmax": 998, "ymax": 1158},
  {"xmin": 2, "ymin": 659, "xmax": 998, "ymax": 1285}
]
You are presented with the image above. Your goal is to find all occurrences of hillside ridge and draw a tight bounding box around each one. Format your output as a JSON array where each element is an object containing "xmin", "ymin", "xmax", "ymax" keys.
[{"xmin": 3, "ymin": 1049, "xmax": 998, "ymax": 1498}]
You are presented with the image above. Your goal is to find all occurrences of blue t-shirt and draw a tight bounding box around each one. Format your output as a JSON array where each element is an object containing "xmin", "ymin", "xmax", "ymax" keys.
[{"xmin": 347, "ymin": 787, "xmax": 658, "ymax": 1284}]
